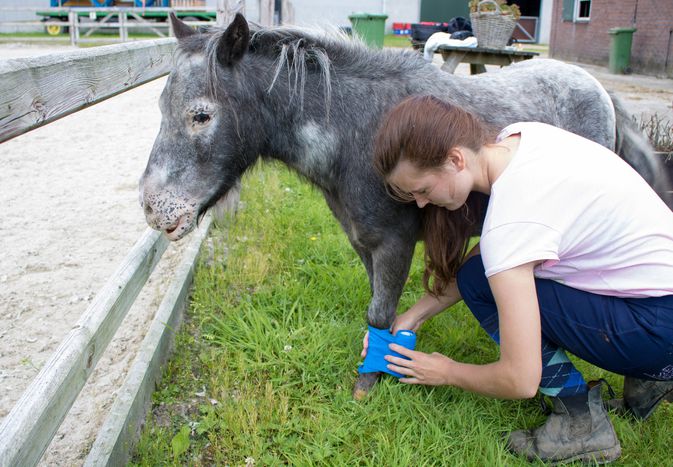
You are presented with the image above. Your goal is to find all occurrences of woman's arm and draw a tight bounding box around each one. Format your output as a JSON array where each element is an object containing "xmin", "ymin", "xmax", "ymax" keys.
[
  {"xmin": 361, "ymin": 287, "xmax": 460, "ymax": 358},
  {"xmin": 361, "ymin": 243, "xmax": 481, "ymax": 358},
  {"xmin": 386, "ymin": 261, "xmax": 543, "ymax": 399},
  {"xmin": 391, "ymin": 284, "xmax": 461, "ymax": 333},
  {"xmin": 391, "ymin": 242, "xmax": 482, "ymax": 333}
]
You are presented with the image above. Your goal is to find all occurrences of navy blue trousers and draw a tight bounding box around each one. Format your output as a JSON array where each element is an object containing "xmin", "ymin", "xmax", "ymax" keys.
[{"xmin": 456, "ymin": 255, "xmax": 673, "ymax": 397}]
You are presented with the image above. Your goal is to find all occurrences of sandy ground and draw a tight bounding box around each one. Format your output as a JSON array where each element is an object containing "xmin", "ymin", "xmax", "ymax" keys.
[
  {"xmin": 0, "ymin": 43, "xmax": 190, "ymax": 465},
  {"xmin": 0, "ymin": 42, "xmax": 671, "ymax": 466}
]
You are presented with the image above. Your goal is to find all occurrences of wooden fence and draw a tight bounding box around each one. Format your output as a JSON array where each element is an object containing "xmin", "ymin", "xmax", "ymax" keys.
[
  {"xmin": 0, "ymin": 7, "xmax": 216, "ymax": 46},
  {"xmin": 0, "ymin": 1, "xmax": 289, "ymax": 45},
  {"xmin": 0, "ymin": 38, "xmax": 216, "ymax": 466}
]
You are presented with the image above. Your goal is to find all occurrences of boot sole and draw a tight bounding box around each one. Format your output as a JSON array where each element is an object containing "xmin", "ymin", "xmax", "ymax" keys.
[{"xmin": 540, "ymin": 444, "xmax": 622, "ymax": 465}]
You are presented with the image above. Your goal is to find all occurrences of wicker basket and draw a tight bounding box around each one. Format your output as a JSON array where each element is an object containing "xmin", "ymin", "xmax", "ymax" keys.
[{"xmin": 469, "ymin": 0, "xmax": 517, "ymax": 49}]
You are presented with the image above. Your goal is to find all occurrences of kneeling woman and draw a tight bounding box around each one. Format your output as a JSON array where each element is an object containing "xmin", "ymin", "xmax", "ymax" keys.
[{"xmin": 370, "ymin": 95, "xmax": 673, "ymax": 463}]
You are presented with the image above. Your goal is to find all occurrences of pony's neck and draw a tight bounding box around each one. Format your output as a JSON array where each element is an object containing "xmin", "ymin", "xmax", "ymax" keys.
[
  {"xmin": 241, "ymin": 52, "xmax": 341, "ymax": 189},
  {"xmin": 239, "ymin": 33, "xmax": 448, "ymax": 189}
]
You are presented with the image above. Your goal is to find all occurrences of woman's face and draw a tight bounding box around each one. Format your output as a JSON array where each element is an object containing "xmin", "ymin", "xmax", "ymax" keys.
[{"xmin": 387, "ymin": 157, "xmax": 472, "ymax": 210}]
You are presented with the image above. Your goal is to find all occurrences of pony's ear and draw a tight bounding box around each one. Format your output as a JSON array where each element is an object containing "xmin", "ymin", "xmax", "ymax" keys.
[
  {"xmin": 170, "ymin": 12, "xmax": 197, "ymax": 39},
  {"xmin": 216, "ymin": 13, "xmax": 250, "ymax": 67}
]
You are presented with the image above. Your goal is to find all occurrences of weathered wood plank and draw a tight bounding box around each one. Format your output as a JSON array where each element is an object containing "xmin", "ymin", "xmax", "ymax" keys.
[
  {"xmin": 84, "ymin": 215, "xmax": 214, "ymax": 467},
  {"xmin": 0, "ymin": 38, "xmax": 176, "ymax": 144},
  {"xmin": 0, "ymin": 228, "xmax": 169, "ymax": 467}
]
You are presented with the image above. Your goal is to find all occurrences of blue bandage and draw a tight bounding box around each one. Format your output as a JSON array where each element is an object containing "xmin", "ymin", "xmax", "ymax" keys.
[{"xmin": 359, "ymin": 325, "xmax": 417, "ymax": 378}]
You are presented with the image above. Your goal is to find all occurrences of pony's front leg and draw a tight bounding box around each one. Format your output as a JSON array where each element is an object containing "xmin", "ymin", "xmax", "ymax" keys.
[{"xmin": 353, "ymin": 238, "xmax": 415, "ymax": 399}]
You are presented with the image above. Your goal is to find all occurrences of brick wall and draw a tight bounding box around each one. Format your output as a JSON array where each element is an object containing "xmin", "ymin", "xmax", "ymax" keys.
[{"xmin": 550, "ymin": 0, "xmax": 673, "ymax": 77}]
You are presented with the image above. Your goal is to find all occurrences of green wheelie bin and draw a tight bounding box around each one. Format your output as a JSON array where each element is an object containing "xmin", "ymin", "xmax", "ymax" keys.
[
  {"xmin": 348, "ymin": 12, "xmax": 389, "ymax": 48},
  {"xmin": 608, "ymin": 27, "xmax": 637, "ymax": 74}
]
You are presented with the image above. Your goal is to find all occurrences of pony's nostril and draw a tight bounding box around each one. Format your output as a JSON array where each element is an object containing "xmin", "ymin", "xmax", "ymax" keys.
[{"xmin": 144, "ymin": 204, "xmax": 154, "ymax": 216}]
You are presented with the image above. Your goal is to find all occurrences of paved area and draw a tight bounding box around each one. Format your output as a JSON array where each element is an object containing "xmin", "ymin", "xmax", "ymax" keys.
[{"xmin": 570, "ymin": 61, "xmax": 673, "ymax": 121}]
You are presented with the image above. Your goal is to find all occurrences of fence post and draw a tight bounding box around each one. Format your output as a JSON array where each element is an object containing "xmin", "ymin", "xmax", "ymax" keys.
[
  {"xmin": 259, "ymin": 0, "xmax": 273, "ymax": 26},
  {"xmin": 217, "ymin": 0, "xmax": 245, "ymax": 27},
  {"xmin": 68, "ymin": 10, "xmax": 78, "ymax": 46},
  {"xmin": 281, "ymin": 0, "xmax": 294, "ymax": 25},
  {"xmin": 120, "ymin": 10, "xmax": 128, "ymax": 42}
]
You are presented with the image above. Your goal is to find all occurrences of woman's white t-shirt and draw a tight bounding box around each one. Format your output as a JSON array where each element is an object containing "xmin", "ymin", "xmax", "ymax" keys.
[{"xmin": 479, "ymin": 122, "xmax": 673, "ymax": 298}]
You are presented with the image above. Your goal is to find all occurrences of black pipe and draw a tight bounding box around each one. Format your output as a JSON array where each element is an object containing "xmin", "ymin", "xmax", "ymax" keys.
[
  {"xmin": 274, "ymin": 0, "xmax": 282, "ymax": 25},
  {"xmin": 665, "ymin": 28, "xmax": 673, "ymax": 74}
]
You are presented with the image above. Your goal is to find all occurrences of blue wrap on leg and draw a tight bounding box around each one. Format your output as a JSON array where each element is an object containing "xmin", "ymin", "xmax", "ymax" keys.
[{"xmin": 359, "ymin": 325, "xmax": 417, "ymax": 378}]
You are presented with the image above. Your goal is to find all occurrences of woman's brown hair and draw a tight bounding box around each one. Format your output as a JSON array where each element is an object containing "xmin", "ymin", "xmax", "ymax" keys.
[{"xmin": 373, "ymin": 95, "xmax": 495, "ymax": 296}]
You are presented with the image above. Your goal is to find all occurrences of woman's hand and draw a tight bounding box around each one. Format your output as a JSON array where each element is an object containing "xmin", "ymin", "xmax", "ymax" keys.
[
  {"xmin": 391, "ymin": 309, "xmax": 426, "ymax": 334},
  {"xmin": 361, "ymin": 331, "xmax": 369, "ymax": 358},
  {"xmin": 385, "ymin": 344, "xmax": 455, "ymax": 385},
  {"xmin": 361, "ymin": 311, "xmax": 427, "ymax": 358}
]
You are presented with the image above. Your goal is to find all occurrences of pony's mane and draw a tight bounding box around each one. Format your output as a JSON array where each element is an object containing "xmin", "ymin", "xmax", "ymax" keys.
[{"xmin": 175, "ymin": 22, "xmax": 425, "ymax": 114}]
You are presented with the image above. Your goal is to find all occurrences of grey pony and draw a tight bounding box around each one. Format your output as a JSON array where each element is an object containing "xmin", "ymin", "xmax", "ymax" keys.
[{"xmin": 139, "ymin": 14, "xmax": 670, "ymax": 397}]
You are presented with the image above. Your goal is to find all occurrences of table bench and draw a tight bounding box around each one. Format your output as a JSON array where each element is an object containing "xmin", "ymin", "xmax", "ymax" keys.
[{"xmin": 412, "ymin": 41, "xmax": 539, "ymax": 74}]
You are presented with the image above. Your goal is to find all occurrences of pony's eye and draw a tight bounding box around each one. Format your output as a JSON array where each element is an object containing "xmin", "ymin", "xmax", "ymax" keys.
[{"xmin": 193, "ymin": 112, "xmax": 210, "ymax": 124}]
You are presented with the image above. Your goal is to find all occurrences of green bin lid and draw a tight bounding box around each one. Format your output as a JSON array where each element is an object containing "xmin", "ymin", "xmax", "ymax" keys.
[
  {"xmin": 348, "ymin": 12, "xmax": 388, "ymax": 20},
  {"xmin": 609, "ymin": 27, "xmax": 637, "ymax": 34}
]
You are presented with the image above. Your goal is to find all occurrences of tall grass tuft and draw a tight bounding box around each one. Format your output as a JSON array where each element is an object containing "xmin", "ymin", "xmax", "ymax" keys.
[
  {"xmin": 635, "ymin": 113, "xmax": 673, "ymax": 153},
  {"xmin": 131, "ymin": 162, "xmax": 673, "ymax": 466}
]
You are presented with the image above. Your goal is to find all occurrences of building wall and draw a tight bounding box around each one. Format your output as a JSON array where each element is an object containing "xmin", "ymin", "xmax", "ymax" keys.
[
  {"xmin": 287, "ymin": 0, "xmax": 420, "ymax": 32},
  {"xmin": 212, "ymin": 0, "xmax": 420, "ymax": 31},
  {"xmin": 550, "ymin": 0, "xmax": 673, "ymax": 77},
  {"xmin": 287, "ymin": 0, "xmax": 380, "ymax": 28},
  {"xmin": 383, "ymin": 0, "xmax": 420, "ymax": 31}
]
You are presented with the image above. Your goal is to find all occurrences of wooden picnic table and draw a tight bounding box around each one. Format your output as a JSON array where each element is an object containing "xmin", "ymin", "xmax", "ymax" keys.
[{"xmin": 412, "ymin": 41, "xmax": 539, "ymax": 74}]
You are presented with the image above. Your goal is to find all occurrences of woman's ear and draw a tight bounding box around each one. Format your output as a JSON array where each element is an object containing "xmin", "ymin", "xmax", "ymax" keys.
[{"xmin": 446, "ymin": 147, "xmax": 467, "ymax": 171}]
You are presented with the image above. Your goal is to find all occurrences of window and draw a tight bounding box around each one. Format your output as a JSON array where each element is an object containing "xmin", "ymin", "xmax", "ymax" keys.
[
  {"xmin": 576, "ymin": 0, "xmax": 591, "ymax": 20},
  {"xmin": 562, "ymin": 0, "xmax": 591, "ymax": 22}
]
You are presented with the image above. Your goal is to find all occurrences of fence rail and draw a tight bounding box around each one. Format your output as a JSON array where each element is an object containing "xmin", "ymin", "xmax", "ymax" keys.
[
  {"xmin": 0, "ymin": 229, "xmax": 169, "ymax": 467},
  {"xmin": 0, "ymin": 38, "xmax": 175, "ymax": 144},
  {"xmin": 0, "ymin": 33, "xmax": 219, "ymax": 466},
  {"xmin": 85, "ymin": 214, "xmax": 213, "ymax": 467}
]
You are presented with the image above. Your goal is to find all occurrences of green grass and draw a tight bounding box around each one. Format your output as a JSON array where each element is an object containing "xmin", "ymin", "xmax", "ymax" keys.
[
  {"xmin": 131, "ymin": 162, "xmax": 673, "ymax": 466},
  {"xmin": 0, "ymin": 31, "xmax": 160, "ymax": 38},
  {"xmin": 0, "ymin": 31, "xmax": 164, "ymax": 48},
  {"xmin": 384, "ymin": 34, "xmax": 413, "ymax": 48}
]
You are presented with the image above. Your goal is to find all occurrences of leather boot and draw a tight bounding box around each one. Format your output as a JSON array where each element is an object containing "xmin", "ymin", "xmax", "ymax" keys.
[
  {"xmin": 608, "ymin": 376, "xmax": 673, "ymax": 421},
  {"xmin": 506, "ymin": 383, "xmax": 621, "ymax": 463}
]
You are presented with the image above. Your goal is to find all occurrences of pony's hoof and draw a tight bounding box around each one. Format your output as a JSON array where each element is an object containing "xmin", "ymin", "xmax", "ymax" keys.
[{"xmin": 353, "ymin": 372, "xmax": 380, "ymax": 400}]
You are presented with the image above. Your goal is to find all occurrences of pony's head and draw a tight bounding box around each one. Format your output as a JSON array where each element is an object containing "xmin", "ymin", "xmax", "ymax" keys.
[
  {"xmin": 139, "ymin": 13, "xmax": 405, "ymax": 240},
  {"xmin": 139, "ymin": 13, "xmax": 253, "ymax": 240}
]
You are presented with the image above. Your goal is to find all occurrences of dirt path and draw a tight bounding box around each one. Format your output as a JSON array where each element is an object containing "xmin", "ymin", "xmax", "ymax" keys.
[
  {"xmin": 0, "ymin": 43, "xmax": 671, "ymax": 466},
  {"xmin": 0, "ymin": 43, "xmax": 189, "ymax": 465},
  {"xmin": 579, "ymin": 62, "xmax": 673, "ymax": 120}
]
